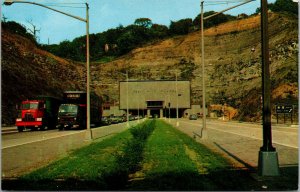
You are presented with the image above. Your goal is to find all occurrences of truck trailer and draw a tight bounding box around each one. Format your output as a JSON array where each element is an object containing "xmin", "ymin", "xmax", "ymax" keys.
[
  {"xmin": 16, "ymin": 96, "xmax": 61, "ymax": 132},
  {"xmin": 57, "ymin": 91, "xmax": 103, "ymax": 130}
]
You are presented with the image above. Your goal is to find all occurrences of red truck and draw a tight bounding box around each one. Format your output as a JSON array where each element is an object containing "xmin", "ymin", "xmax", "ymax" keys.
[{"xmin": 16, "ymin": 96, "xmax": 61, "ymax": 132}]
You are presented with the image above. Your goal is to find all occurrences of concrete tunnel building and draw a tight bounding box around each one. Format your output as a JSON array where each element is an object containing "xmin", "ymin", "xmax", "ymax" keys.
[{"xmin": 119, "ymin": 80, "xmax": 191, "ymax": 118}]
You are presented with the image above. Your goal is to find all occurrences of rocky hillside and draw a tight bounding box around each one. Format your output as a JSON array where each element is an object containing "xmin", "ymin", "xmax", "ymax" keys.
[
  {"xmin": 1, "ymin": 12, "xmax": 298, "ymax": 124},
  {"xmin": 92, "ymin": 13, "xmax": 298, "ymax": 121}
]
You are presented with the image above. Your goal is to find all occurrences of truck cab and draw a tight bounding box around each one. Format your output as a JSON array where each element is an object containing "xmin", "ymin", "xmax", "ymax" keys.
[
  {"xmin": 57, "ymin": 104, "xmax": 86, "ymax": 130},
  {"xmin": 57, "ymin": 91, "xmax": 102, "ymax": 130},
  {"xmin": 16, "ymin": 100, "xmax": 44, "ymax": 131},
  {"xmin": 16, "ymin": 96, "xmax": 61, "ymax": 132}
]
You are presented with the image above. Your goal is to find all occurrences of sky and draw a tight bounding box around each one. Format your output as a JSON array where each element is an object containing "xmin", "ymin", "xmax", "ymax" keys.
[{"xmin": 2, "ymin": 0, "xmax": 276, "ymax": 44}]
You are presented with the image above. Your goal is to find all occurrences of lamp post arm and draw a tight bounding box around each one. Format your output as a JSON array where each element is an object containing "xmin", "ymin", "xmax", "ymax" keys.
[
  {"xmin": 4, "ymin": 0, "xmax": 87, "ymax": 22},
  {"xmin": 204, "ymin": 0, "xmax": 254, "ymax": 21}
]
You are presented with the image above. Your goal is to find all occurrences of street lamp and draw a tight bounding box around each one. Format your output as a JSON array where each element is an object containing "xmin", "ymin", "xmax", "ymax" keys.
[
  {"xmin": 169, "ymin": 70, "xmax": 180, "ymax": 126},
  {"xmin": 115, "ymin": 70, "xmax": 130, "ymax": 127},
  {"xmin": 199, "ymin": 0, "xmax": 254, "ymax": 139},
  {"xmin": 258, "ymin": 0, "xmax": 279, "ymax": 176},
  {"xmin": 126, "ymin": 71, "xmax": 129, "ymax": 127},
  {"xmin": 4, "ymin": 0, "xmax": 92, "ymax": 140},
  {"xmin": 175, "ymin": 72, "xmax": 179, "ymax": 127}
]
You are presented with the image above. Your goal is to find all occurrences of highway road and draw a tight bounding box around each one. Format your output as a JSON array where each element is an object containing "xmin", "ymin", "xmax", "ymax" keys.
[
  {"xmin": 167, "ymin": 118, "xmax": 298, "ymax": 168},
  {"xmin": 180, "ymin": 119, "xmax": 298, "ymax": 149},
  {"xmin": 2, "ymin": 129, "xmax": 85, "ymax": 149}
]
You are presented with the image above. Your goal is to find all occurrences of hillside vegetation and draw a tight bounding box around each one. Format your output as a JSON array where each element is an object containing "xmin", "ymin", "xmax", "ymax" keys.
[{"xmin": 1, "ymin": 12, "xmax": 298, "ymax": 125}]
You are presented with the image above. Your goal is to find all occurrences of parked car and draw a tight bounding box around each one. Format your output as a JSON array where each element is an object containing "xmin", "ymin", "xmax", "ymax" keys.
[
  {"xmin": 101, "ymin": 117, "xmax": 111, "ymax": 125},
  {"xmin": 110, "ymin": 116, "xmax": 121, "ymax": 124},
  {"xmin": 189, "ymin": 114, "xmax": 198, "ymax": 120}
]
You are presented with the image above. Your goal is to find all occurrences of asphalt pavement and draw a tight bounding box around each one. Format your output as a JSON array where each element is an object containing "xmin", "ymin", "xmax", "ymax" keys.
[{"xmin": 166, "ymin": 118, "xmax": 298, "ymax": 168}]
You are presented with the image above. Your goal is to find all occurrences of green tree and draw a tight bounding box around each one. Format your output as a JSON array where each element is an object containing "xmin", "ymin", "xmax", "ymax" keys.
[
  {"xmin": 272, "ymin": 0, "xmax": 298, "ymax": 15},
  {"xmin": 150, "ymin": 24, "xmax": 169, "ymax": 38},
  {"xmin": 134, "ymin": 18, "xmax": 153, "ymax": 28},
  {"xmin": 256, "ymin": 0, "xmax": 298, "ymax": 15},
  {"xmin": 169, "ymin": 18, "xmax": 193, "ymax": 35},
  {"xmin": 193, "ymin": 11, "xmax": 235, "ymax": 29}
]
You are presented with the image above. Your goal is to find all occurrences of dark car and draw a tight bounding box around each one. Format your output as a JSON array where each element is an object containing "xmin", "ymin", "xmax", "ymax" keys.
[{"xmin": 189, "ymin": 114, "xmax": 198, "ymax": 120}]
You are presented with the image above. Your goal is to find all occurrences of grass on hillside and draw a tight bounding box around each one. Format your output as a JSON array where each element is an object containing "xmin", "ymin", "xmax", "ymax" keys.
[
  {"xmin": 3, "ymin": 120, "xmax": 261, "ymax": 191},
  {"xmin": 93, "ymin": 56, "xmax": 116, "ymax": 64}
]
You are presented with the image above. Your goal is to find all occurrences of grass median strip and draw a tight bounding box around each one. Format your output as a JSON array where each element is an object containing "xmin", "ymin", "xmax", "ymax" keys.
[{"xmin": 127, "ymin": 120, "xmax": 257, "ymax": 190}]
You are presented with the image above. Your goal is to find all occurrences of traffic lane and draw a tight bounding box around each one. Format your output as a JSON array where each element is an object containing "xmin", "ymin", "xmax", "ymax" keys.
[
  {"xmin": 2, "ymin": 131, "xmax": 88, "ymax": 178},
  {"xmin": 2, "ymin": 129, "xmax": 85, "ymax": 149},
  {"xmin": 206, "ymin": 120, "xmax": 298, "ymax": 149},
  {"xmin": 2, "ymin": 120, "xmax": 141, "ymax": 149},
  {"xmin": 2, "ymin": 126, "xmax": 18, "ymax": 134},
  {"xmin": 168, "ymin": 120, "xmax": 258, "ymax": 167},
  {"xmin": 2, "ymin": 120, "xmax": 141, "ymax": 178},
  {"xmin": 206, "ymin": 128, "xmax": 298, "ymax": 168},
  {"xmin": 169, "ymin": 119, "xmax": 298, "ymax": 167},
  {"xmin": 180, "ymin": 119, "xmax": 298, "ymax": 149}
]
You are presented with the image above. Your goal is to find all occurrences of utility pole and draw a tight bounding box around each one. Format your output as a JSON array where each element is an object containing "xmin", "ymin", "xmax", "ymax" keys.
[{"xmin": 258, "ymin": 0, "xmax": 279, "ymax": 176}]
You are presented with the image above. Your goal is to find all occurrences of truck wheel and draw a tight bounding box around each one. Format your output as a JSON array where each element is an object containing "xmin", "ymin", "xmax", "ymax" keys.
[
  {"xmin": 40, "ymin": 126, "xmax": 46, "ymax": 131},
  {"xmin": 58, "ymin": 125, "xmax": 63, "ymax": 131},
  {"xmin": 17, "ymin": 126, "xmax": 24, "ymax": 132}
]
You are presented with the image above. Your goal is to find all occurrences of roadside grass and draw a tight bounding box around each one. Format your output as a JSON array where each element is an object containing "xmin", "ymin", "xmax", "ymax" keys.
[{"xmin": 127, "ymin": 120, "xmax": 259, "ymax": 190}]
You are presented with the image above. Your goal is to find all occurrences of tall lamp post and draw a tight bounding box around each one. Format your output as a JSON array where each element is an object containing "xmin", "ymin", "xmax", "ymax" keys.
[
  {"xmin": 126, "ymin": 71, "xmax": 129, "ymax": 127},
  {"xmin": 175, "ymin": 72, "xmax": 179, "ymax": 127},
  {"xmin": 199, "ymin": 0, "xmax": 254, "ymax": 139},
  {"xmin": 116, "ymin": 70, "xmax": 130, "ymax": 127},
  {"xmin": 258, "ymin": 0, "xmax": 279, "ymax": 176},
  {"xmin": 4, "ymin": 0, "xmax": 92, "ymax": 140}
]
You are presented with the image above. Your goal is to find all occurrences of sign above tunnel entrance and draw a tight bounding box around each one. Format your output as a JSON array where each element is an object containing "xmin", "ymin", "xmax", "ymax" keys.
[{"xmin": 119, "ymin": 80, "xmax": 190, "ymax": 110}]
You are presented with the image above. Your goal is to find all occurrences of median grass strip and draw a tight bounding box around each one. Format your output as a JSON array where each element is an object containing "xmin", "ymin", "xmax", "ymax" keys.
[{"xmin": 127, "ymin": 120, "xmax": 258, "ymax": 190}]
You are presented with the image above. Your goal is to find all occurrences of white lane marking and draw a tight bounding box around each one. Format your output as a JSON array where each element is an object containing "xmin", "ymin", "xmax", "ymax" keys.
[
  {"xmin": 180, "ymin": 121, "xmax": 298, "ymax": 149},
  {"xmin": 184, "ymin": 120, "xmax": 298, "ymax": 135},
  {"xmin": 2, "ymin": 130, "xmax": 86, "ymax": 149}
]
